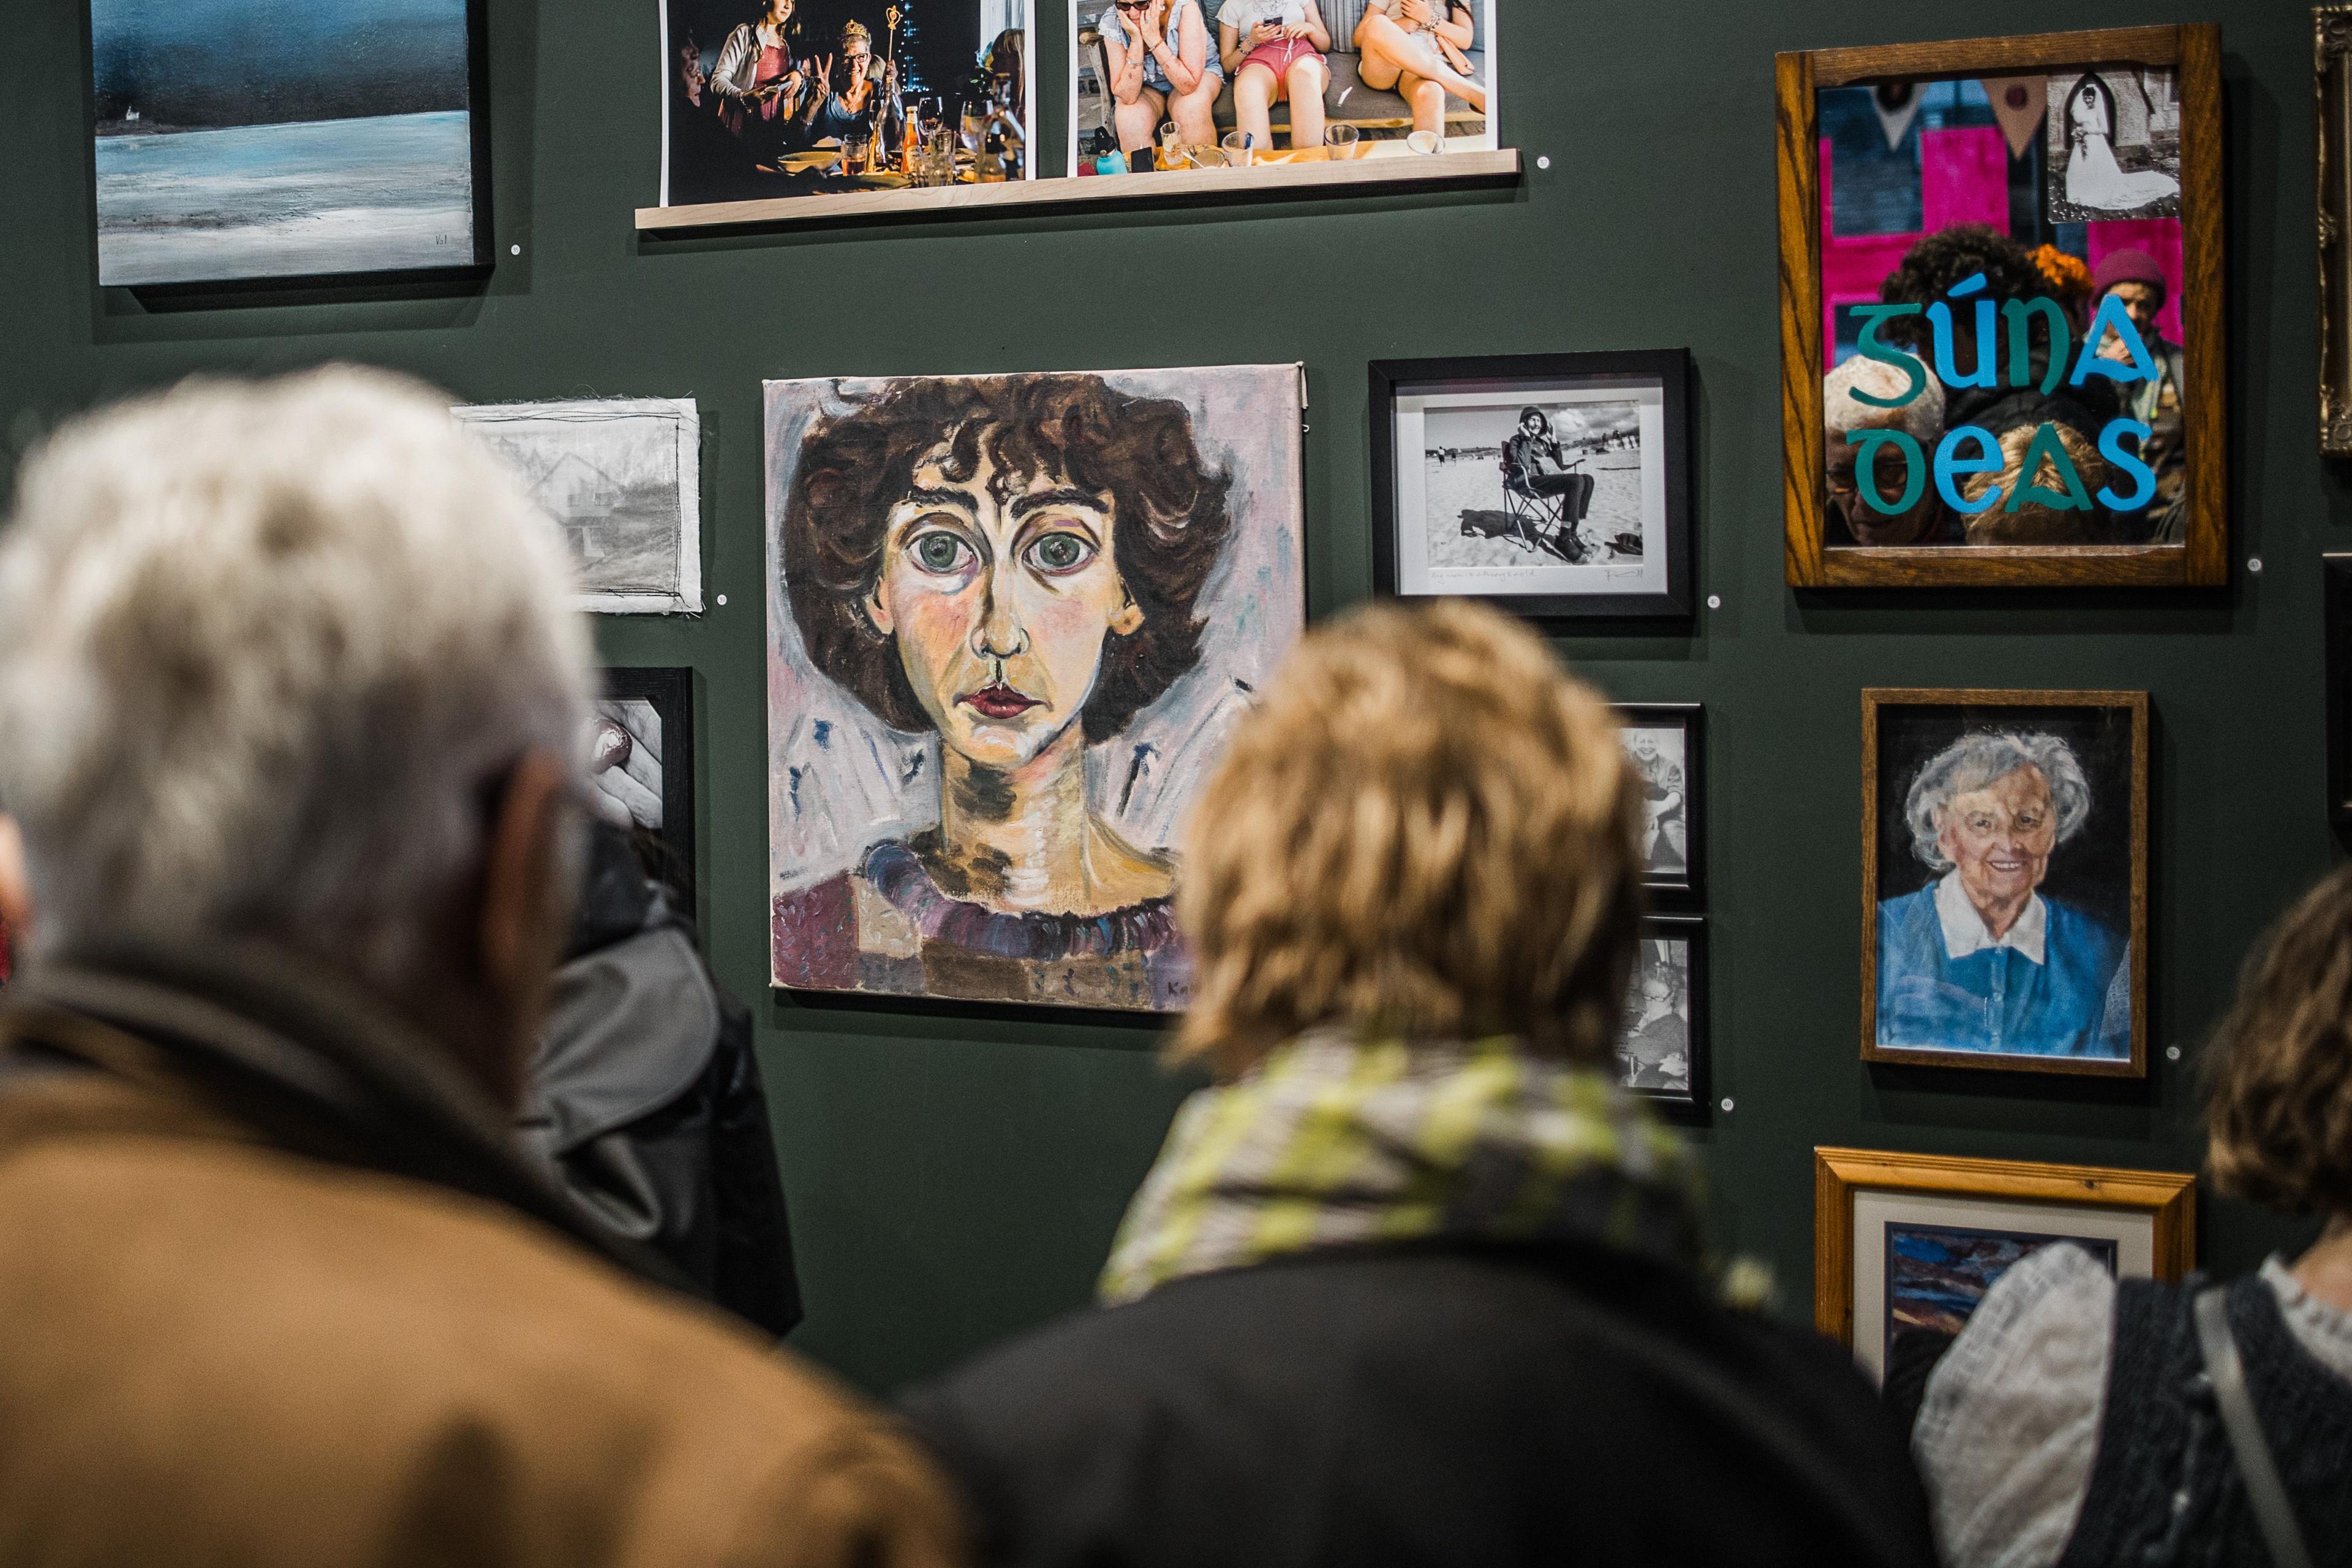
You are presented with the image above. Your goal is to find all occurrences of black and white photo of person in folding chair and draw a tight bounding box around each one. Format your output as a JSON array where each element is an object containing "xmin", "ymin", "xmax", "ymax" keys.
[{"xmin": 1497, "ymin": 407, "xmax": 1599, "ymax": 560}]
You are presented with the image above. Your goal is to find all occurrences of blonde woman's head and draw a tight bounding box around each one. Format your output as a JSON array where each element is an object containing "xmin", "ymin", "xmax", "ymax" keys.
[{"xmin": 1174, "ymin": 599, "xmax": 1644, "ymax": 1076}]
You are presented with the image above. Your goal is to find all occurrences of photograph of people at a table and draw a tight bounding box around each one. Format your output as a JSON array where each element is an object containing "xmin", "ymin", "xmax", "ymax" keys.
[
  {"xmin": 663, "ymin": 0, "xmax": 1031, "ymax": 205},
  {"xmin": 1071, "ymin": 0, "xmax": 1494, "ymax": 173}
]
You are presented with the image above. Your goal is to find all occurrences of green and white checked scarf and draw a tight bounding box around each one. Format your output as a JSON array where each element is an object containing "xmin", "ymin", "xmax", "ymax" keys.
[{"xmin": 1100, "ymin": 1028, "xmax": 1707, "ymax": 1306}]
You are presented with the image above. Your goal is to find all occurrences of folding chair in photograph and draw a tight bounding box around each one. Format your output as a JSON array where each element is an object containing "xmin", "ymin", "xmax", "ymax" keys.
[{"xmin": 1499, "ymin": 452, "xmax": 1567, "ymax": 552}]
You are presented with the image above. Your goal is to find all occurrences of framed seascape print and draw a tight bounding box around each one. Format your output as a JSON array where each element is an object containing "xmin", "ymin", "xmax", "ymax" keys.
[
  {"xmin": 1370, "ymin": 351, "xmax": 1694, "ymax": 620},
  {"xmin": 658, "ymin": 0, "xmax": 1035, "ymax": 211},
  {"xmin": 1615, "ymin": 705, "xmax": 1702, "ymax": 903},
  {"xmin": 1615, "ymin": 915, "xmax": 1706, "ymax": 1120},
  {"xmin": 1815, "ymin": 1147, "xmax": 2195, "ymax": 1382},
  {"xmin": 1862, "ymin": 689, "xmax": 2147, "ymax": 1077},
  {"xmin": 589, "ymin": 668, "xmax": 698, "ymax": 913},
  {"xmin": 1069, "ymin": 0, "xmax": 1497, "ymax": 176},
  {"xmin": 1778, "ymin": 25, "xmax": 2226, "ymax": 587},
  {"xmin": 453, "ymin": 399, "xmax": 704, "ymax": 616},
  {"xmin": 764, "ymin": 364, "xmax": 1306, "ymax": 1011},
  {"xmin": 89, "ymin": 0, "xmax": 489, "ymax": 288}
]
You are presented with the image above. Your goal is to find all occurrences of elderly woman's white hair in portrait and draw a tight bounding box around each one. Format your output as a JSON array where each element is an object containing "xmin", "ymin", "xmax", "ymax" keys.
[{"xmin": 1904, "ymin": 731, "xmax": 2093, "ymax": 872}]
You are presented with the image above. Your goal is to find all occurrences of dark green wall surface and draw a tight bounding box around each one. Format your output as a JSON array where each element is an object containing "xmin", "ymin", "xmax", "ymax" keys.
[{"xmin": 0, "ymin": 0, "xmax": 2330, "ymax": 1395}]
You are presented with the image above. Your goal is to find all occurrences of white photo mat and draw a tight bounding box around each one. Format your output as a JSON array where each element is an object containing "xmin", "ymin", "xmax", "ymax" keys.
[
  {"xmin": 1392, "ymin": 379, "xmax": 1668, "ymax": 599},
  {"xmin": 1848, "ymin": 1188, "xmax": 2157, "ymax": 1382}
]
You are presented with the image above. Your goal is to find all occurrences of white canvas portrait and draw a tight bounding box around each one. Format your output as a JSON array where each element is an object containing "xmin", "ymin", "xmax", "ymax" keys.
[{"xmin": 453, "ymin": 398, "xmax": 703, "ymax": 615}]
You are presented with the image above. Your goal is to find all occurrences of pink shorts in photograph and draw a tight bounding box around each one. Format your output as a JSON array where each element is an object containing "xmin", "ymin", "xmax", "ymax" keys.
[{"xmin": 1239, "ymin": 37, "xmax": 1324, "ymax": 86}]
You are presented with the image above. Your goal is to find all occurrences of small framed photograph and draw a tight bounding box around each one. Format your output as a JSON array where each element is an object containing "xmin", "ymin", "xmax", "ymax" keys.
[
  {"xmin": 1814, "ymin": 1147, "xmax": 2195, "ymax": 1381},
  {"xmin": 2327, "ymin": 557, "xmax": 2352, "ymax": 823},
  {"xmin": 1862, "ymin": 688, "xmax": 2147, "ymax": 1077},
  {"xmin": 1616, "ymin": 915, "xmax": 1706, "ymax": 1119},
  {"xmin": 1370, "ymin": 350, "xmax": 1693, "ymax": 620},
  {"xmin": 1616, "ymin": 704, "xmax": 1702, "ymax": 902},
  {"xmin": 1778, "ymin": 24, "xmax": 2226, "ymax": 587},
  {"xmin": 589, "ymin": 668, "xmax": 697, "ymax": 914}
]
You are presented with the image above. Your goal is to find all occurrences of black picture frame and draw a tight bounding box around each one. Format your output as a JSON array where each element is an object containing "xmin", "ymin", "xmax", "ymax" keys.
[
  {"xmin": 84, "ymin": 0, "xmax": 494, "ymax": 294},
  {"xmin": 1619, "ymin": 914, "xmax": 1708, "ymax": 1122},
  {"xmin": 1368, "ymin": 349, "xmax": 1695, "ymax": 621},
  {"xmin": 595, "ymin": 666, "xmax": 697, "ymax": 917},
  {"xmin": 1615, "ymin": 703, "xmax": 1704, "ymax": 905},
  {"xmin": 2332, "ymin": 557, "xmax": 2352, "ymax": 824}
]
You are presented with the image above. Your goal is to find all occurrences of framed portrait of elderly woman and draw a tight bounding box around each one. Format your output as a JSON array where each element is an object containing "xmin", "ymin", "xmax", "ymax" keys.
[
  {"xmin": 1814, "ymin": 1148, "xmax": 2194, "ymax": 1382},
  {"xmin": 1861, "ymin": 688, "xmax": 2148, "ymax": 1077},
  {"xmin": 763, "ymin": 364, "xmax": 1306, "ymax": 1011},
  {"xmin": 1778, "ymin": 26, "xmax": 2226, "ymax": 587},
  {"xmin": 1370, "ymin": 351, "xmax": 1694, "ymax": 620}
]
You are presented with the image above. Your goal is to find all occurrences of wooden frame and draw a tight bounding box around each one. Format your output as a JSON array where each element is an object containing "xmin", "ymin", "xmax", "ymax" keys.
[
  {"xmin": 1368, "ymin": 350, "xmax": 1694, "ymax": 621},
  {"xmin": 595, "ymin": 666, "xmax": 698, "ymax": 917},
  {"xmin": 1619, "ymin": 914, "xmax": 1708, "ymax": 1121},
  {"xmin": 1777, "ymin": 25, "xmax": 2227, "ymax": 587},
  {"xmin": 1616, "ymin": 704, "xmax": 1704, "ymax": 904},
  {"xmin": 2323, "ymin": 9, "xmax": 2352, "ymax": 454},
  {"xmin": 1814, "ymin": 1146, "xmax": 2195, "ymax": 1356},
  {"xmin": 641, "ymin": 146, "xmax": 1519, "ymax": 231},
  {"xmin": 1860, "ymin": 688, "xmax": 2149, "ymax": 1077}
]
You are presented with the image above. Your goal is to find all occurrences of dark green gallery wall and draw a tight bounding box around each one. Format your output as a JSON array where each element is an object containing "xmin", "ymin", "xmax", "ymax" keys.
[{"xmin": 0, "ymin": 0, "xmax": 2331, "ymax": 1393}]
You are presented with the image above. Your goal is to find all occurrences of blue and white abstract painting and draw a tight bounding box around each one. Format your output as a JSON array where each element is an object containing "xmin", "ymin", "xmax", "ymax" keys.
[{"xmin": 91, "ymin": 0, "xmax": 479, "ymax": 286}]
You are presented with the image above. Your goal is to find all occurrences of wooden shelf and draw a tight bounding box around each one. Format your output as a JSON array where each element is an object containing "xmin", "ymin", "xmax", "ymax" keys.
[{"xmin": 636, "ymin": 147, "xmax": 1520, "ymax": 233}]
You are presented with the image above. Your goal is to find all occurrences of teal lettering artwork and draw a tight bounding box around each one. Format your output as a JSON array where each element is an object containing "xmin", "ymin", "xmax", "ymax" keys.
[
  {"xmin": 1849, "ymin": 304, "xmax": 1928, "ymax": 409},
  {"xmin": 1928, "ymin": 273, "xmax": 1997, "ymax": 391},
  {"xmin": 1935, "ymin": 426, "xmax": 2004, "ymax": 514},
  {"xmin": 2007, "ymin": 424, "xmax": 2094, "ymax": 514},
  {"xmin": 2097, "ymin": 419, "xmax": 2158, "ymax": 511},
  {"xmin": 1847, "ymin": 429, "xmax": 1926, "ymax": 516}
]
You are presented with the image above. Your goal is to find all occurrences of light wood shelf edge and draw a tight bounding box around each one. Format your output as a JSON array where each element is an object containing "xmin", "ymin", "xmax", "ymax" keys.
[{"xmin": 635, "ymin": 148, "xmax": 1522, "ymax": 232}]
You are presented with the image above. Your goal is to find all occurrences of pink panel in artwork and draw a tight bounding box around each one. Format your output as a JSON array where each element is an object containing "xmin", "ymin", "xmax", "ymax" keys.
[
  {"xmin": 1819, "ymin": 137, "xmax": 1923, "ymax": 361},
  {"xmin": 2084, "ymin": 221, "xmax": 2186, "ymax": 348},
  {"xmin": 1920, "ymin": 127, "xmax": 2010, "ymax": 234}
]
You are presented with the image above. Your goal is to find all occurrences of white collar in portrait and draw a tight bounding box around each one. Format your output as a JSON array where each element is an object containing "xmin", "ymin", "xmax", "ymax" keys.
[{"xmin": 1934, "ymin": 871, "xmax": 2048, "ymax": 965}]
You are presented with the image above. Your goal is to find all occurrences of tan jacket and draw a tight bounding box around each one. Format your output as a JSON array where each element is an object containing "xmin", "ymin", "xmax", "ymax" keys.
[{"xmin": 0, "ymin": 946, "xmax": 967, "ymax": 1568}]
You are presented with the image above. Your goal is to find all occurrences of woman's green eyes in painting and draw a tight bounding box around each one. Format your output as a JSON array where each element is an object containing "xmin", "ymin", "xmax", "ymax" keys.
[
  {"xmin": 908, "ymin": 529, "xmax": 973, "ymax": 575},
  {"xmin": 1025, "ymin": 530, "xmax": 1096, "ymax": 576}
]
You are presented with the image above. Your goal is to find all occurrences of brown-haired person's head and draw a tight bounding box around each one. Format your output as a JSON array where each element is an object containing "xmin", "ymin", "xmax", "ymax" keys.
[
  {"xmin": 1174, "ymin": 600, "xmax": 1645, "ymax": 1076},
  {"xmin": 2205, "ymin": 865, "xmax": 2352, "ymax": 1217},
  {"xmin": 782, "ymin": 374, "xmax": 1234, "ymax": 775}
]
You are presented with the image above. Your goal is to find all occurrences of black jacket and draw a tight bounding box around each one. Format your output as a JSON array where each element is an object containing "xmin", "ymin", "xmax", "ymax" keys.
[
  {"xmin": 900, "ymin": 1243, "xmax": 1939, "ymax": 1568},
  {"xmin": 521, "ymin": 824, "xmax": 802, "ymax": 1337}
]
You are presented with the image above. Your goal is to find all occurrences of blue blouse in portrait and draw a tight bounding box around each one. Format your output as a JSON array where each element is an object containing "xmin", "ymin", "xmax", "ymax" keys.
[{"xmin": 1876, "ymin": 880, "xmax": 2130, "ymax": 1058}]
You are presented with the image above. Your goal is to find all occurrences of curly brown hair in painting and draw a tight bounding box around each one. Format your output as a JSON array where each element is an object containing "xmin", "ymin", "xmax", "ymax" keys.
[
  {"xmin": 783, "ymin": 374, "xmax": 1235, "ymax": 741},
  {"xmin": 2204, "ymin": 864, "xmax": 2352, "ymax": 1216}
]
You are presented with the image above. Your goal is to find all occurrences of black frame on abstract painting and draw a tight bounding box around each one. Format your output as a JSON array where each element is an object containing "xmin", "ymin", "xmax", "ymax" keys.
[
  {"xmin": 1615, "ymin": 703, "xmax": 1704, "ymax": 904},
  {"xmin": 2326, "ymin": 556, "xmax": 2352, "ymax": 825},
  {"xmin": 594, "ymin": 666, "xmax": 697, "ymax": 916},
  {"xmin": 1369, "ymin": 350, "xmax": 1694, "ymax": 620},
  {"xmin": 1618, "ymin": 914, "xmax": 1708, "ymax": 1122},
  {"xmin": 85, "ymin": 0, "xmax": 494, "ymax": 292}
]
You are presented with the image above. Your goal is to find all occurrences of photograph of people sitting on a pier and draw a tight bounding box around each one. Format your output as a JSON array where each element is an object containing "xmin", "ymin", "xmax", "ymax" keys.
[{"xmin": 1069, "ymin": 0, "xmax": 1494, "ymax": 174}]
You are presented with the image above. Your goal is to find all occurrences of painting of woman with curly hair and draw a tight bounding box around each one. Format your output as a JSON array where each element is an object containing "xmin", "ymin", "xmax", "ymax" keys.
[{"xmin": 764, "ymin": 367, "xmax": 1305, "ymax": 1009}]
